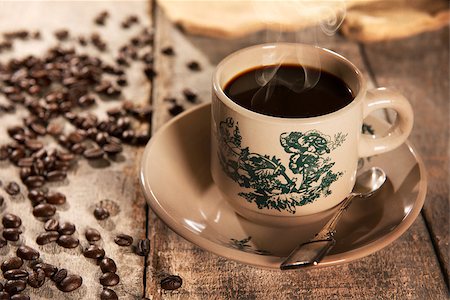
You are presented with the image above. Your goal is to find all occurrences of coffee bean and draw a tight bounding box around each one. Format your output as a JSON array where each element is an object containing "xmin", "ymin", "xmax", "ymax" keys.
[
  {"xmin": 94, "ymin": 207, "xmax": 110, "ymax": 220},
  {"xmin": 83, "ymin": 245, "xmax": 105, "ymax": 259},
  {"xmin": 0, "ymin": 292, "xmax": 9, "ymax": 300},
  {"xmin": 36, "ymin": 231, "xmax": 60, "ymax": 245},
  {"xmin": 168, "ymin": 103, "xmax": 184, "ymax": 116},
  {"xmin": 1, "ymin": 257, "xmax": 23, "ymax": 272},
  {"xmin": 182, "ymin": 88, "xmax": 197, "ymax": 103},
  {"xmin": 47, "ymin": 122, "xmax": 64, "ymax": 136},
  {"xmin": 46, "ymin": 192, "xmax": 66, "ymax": 205},
  {"xmin": 58, "ymin": 274, "xmax": 82, "ymax": 292},
  {"xmin": 11, "ymin": 294, "xmax": 30, "ymax": 300},
  {"xmin": 54, "ymin": 29, "xmax": 69, "ymax": 40},
  {"xmin": 27, "ymin": 268, "xmax": 45, "ymax": 288},
  {"xmin": 83, "ymin": 147, "xmax": 104, "ymax": 159},
  {"xmin": 58, "ymin": 222, "xmax": 75, "ymax": 235},
  {"xmin": 17, "ymin": 158, "xmax": 34, "ymax": 168},
  {"xmin": 33, "ymin": 263, "xmax": 57, "ymax": 277},
  {"xmin": 51, "ymin": 268, "xmax": 67, "ymax": 283},
  {"xmin": 57, "ymin": 235, "xmax": 79, "ymax": 248},
  {"xmin": 100, "ymin": 288, "xmax": 118, "ymax": 300},
  {"xmin": 103, "ymin": 143, "xmax": 123, "ymax": 155},
  {"xmin": 85, "ymin": 228, "xmax": 101, "ymax": 243},
  {"xmin": 33, "ymin": 203, "xmax": 56, "ymax": 218},
  {"xmin": 2, "ymin": 213, "xmax": 22, "ymax": 228},
  {"xmin": 99, "ymin": 272, "xmax": 119, "ymax": 287},
  {"xmin": 46, "ymin": 170, "xmax": 67, "ymax": 182},
  {"xmin": 0, "ymin": 237, "xmax": 6, "ymax": 248},
  {"xmin": 94, "ymin": 11, "xmax": 109, "ymax": 26},
  {"xmin": 44, "ymin": 219, "xmax": 59, "ymax": 231},
  {"xmin": 24, "ymin": 175, "xmax": 45, "ymax": 188},
  {"xmin": 3, "ymin": 228, "xmax": 22, "ymax": 241},
  {"xmin": 30, "ymin": 123, "xmax": 46, "ymax": 135},
  {"xmin": 99, "ymin": 258, "xmax": 117, "ymax": 273},
  {"xmin": 5, "ymin": 182, "xmax": 20, "ymax": 195},
  {"xmin": 114, "ymin": 234, "xmax": 133, "ymax": 247},
  {"xmin": 28, "ymin": 189, "xmax": 45, "ymax": 204},
  {"xmin": 187, "ymin": 61, "xmax": 201, "ymax": 71},
  {"xmin": 16, "ymin": 245, "xmax": 39, "ymax": 260},
  {"xmin": 25, "ymin": 139, "xmax": 43, "ymax": 151},
  {"xmin": 4, "ymin": 269, "xmax": 28, "ymax": 280},
  {"xmin": 160, "ymin": 275, "xmax": 182, "ymax": 290},
  {"xmin": 161, "ymin": 46, "xmax": 174, "ymax": 56},
  {"xmin": 144, "ymin": 66, "xmax": 157, "ymax": 79},
  {"xmin": 4, "ymin": 280, "xmax": 26, "ymax": 295},
  {"xmin": 136, "ymin": 238, "xmax": 150, "ymax": 256}
]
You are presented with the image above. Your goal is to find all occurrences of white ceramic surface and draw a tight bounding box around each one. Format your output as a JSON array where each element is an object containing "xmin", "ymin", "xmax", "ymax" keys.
[
  {"xmin": 140, "ymin": 103, "xmax": 427, "ymax": 269},
  {"xmin": 211, "ymin": 43, "xmax": 414, "ymax": 222}
]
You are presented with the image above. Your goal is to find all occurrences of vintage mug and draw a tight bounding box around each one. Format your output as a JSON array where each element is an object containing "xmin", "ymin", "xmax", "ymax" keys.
[{"xmin": 211, "ymin": 43, "xmax": 413, "ymax": 226}]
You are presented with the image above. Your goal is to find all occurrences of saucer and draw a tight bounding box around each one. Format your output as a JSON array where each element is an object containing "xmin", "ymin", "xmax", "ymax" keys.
[{"xmin": 140, "ymin": 103, "xmax": 427, "ymax": 269}]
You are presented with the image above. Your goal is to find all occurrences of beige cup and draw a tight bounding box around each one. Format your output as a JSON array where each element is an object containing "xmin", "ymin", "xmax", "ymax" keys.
[{"xmin": 211, "ymin": 43, "xmax": 413, "ymax": 226}]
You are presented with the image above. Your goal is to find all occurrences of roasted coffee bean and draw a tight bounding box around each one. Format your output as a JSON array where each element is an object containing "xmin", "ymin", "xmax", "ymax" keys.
[
  {"xmin": 33, "ymin": 263, "xmax": 58, "ymax": 277},
  {"xmin": 187, "ymin": 61, "xmax": 201, "ymax": 71},
  {"xmin": 54, "ymin": 29, "xmax": 69, "ymax": 40},
  {"xmin": 58, "ymin": 222, "xmax": 75, "ymax": 235},
  {"xmin": 144, "ymin": 66, "xmax": 157, "ymax": 79},
  {"xmin": 3, "ymin": 228, "xmax": 22, "ymax": 241},
  {"xmin": 160, "ymin": 275, "xmax": 183, "ymax": 290},
  {"xmin": 36, "ymin": 231, "xmax": 60, "ymax": 245},
  {"xmin": 44, "ymin": 219, "xmax": 59, "ymax": 231},
  {"xmin": 30, "ymin": 122, "xmax": 46, "ymax": 135},
  {"xmin": 182, "ymin": 88, "xmax": 197, "ymax": 103},
  {"xmin": 28, "ymin": 189, "xmax": 45, "ymax": 204},
  {"xmin": 19, "ymin": 167, "xmax": 32, "ymax": 180},
  {"xmin": 85, "ymin": 228, "xmax": 101, "ymax": 243},
  {"xmin": 24, "ymin": 175, "xmax": 45, "ymax": 188},
  {"xmin": 25, "ymin": 139, "xmax": 43, "ymax": 151},
  {"xmin": 27, "ymin": 268, "xmax": 45, "ymax": 288},
  {"xmin": 46, "ymin": 192, "xmax": 66, "ymax": 205},
  {"xmin": 83, "ymin": 245, "xmax": 105, "ymax": 259},
  {"xmin": 51, "ymin": 268, "xmax": 67, "ymax": 283},
  {"xmin": 103, "ymin": 143, "xmax": 123, "ymax": 155},
  {"xmin": 17, "ymin": 158, "xmax": 34, "ymax": 167},
  {"xmin": 0, "ymin": 292, "xmax": 9, "ymax": 300},
  {"xmin": 58, "ymin": 274, "xmax": 82, "ymax": 292},
  {"xmin": 168, "ymin": 104, "xmax": 184, "ymax": 116},
  {"xmin": 99, "ymin": 258, "xmax": 117, "ymax": 273},
  {"xmin": 11, "ymin": 294, "xmax": 30, "ymax": 300},
  {"xmin": 94, "ymin": 207, "xmax": 110, "ymax": 220},
  {"xmin": 9, "ymin": 149, "xmax": 25, "ymax": 164},
  {"xmin": 1, "ymin": 257, "xmax": 23, "ymax": 272},
  {"xmin": 83, "ymin": 147, "xmax": 104, "ymax": 159},
  {"xmin": 33, "ymin": 203, "xmax": 56, "ymax": 218},
  {"xmin": 2, "ymin": 213, "xmax": 22, "ymax": 228},
  {"xmin": 4, "ymin": 269, "xmax": 28, "ymax": 280},
  {"xmin": 161, "ymin": 46, "xmax": 174, "ymax": 56},
  {"xmin": 4, "ymin": 280, "xmax": 26, "ymax": 294},
  {"xmin": 5, "ymin": 182, "xmax": 20, "ymax": 195},
  {"xmin": 46, "ymin": 170, "xmax": 67, "ymax": 182},
  {"xmin": 57, "ymin": 235, "xmax": 79, "ymax": 248},
  {"xmin": 16, "ymin": 245, "xmax": 39, "ymax": 260},
  {"xmin": 0, "ymin": 237, "xmax": 6, "ymax": 248},
  {"xmin": 100, "ymin": 288, "xmax": 118, "ymax": 300},
  {"xmin": 47, "ymin": 122, "xmax": 63, "ymax": 136},
  {"xmin": 114, "ymin": 234, "xmax": 133, "ymax": 246},
  {"xmin": 68, "ymin": 131, "xmax": 85, "ymax": 144},
  {"xmin": 95, "ymin": 11, "xmax": 109, "ymax": 26},
  {"xmin": 99, "ymin": 272, "xmax": 119, "ymax": 287},
  {"xmin": 136, "ymin": 238, "xmax": 150, "ymax": 256}
]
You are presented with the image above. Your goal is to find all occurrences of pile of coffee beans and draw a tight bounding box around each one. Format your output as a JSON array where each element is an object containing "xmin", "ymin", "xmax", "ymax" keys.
[{"xmin": 1, "ymin": 213, "xmax": 22, "ymax": 244}]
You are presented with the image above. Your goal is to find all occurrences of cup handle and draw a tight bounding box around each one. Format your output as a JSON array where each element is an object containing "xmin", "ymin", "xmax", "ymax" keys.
[{"xmin": 358, "ymin": 87, "xmax": 414, "ymax": 158}]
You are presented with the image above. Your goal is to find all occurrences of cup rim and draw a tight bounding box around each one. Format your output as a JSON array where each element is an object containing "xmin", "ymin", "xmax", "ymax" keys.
[{"xmin": 213, "ymin": 43, "xmax": 367, "ymax": 124}]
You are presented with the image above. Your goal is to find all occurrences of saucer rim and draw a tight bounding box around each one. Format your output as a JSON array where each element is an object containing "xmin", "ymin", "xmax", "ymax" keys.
[{"xmin": 139, "ymin": 102, "xmax": 427, "ymax": 269}]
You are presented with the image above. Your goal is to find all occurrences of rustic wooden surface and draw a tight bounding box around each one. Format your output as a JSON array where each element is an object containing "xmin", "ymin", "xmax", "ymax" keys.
[{"xmin": 0, "ymin": 1, "xmax": 448, "ymax": 299}]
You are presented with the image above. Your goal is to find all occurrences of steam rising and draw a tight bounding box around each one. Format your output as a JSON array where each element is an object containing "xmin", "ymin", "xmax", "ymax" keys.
[{"xmin": 250, "ymin": 0, "xmax": 347, "ymax": 109}]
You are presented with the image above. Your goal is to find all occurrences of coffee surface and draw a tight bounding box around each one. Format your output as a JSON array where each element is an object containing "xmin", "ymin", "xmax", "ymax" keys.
[{"xmin": 224, "ymin": 64, "xmax": 354, "ymax": 118}]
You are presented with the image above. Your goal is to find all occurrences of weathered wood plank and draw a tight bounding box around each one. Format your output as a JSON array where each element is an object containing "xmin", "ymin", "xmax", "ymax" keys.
[
  {"xmin": 362, "ymin": 28, "xmax": 450, "ymax": 284},
  {"xmin": 0, "ymin": 1, "xmax": 152, "ymax": 299},
  {"xmin": 146, "ymin": 7, "xmax": 447, "ymax": 299}
]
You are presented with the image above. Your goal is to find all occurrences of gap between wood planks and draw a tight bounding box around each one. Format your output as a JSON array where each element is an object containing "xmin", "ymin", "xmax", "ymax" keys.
[{"xmin": 358, "ymin": 43, "xmax": 449, "ymax": 290}]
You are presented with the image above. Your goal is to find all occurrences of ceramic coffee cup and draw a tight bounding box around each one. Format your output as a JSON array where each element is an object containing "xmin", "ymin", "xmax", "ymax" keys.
[{"xmin": 211, "ymin": 43, "xmax": 413, "ymax": 226}]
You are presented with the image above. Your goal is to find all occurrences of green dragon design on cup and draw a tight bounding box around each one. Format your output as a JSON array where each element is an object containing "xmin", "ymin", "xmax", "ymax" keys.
[{"xmin": 218, "ymin": 117, "xmax": 347, "ymax": 214}]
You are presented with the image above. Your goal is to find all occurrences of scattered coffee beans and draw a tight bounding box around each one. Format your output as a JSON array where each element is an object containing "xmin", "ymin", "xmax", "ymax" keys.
[
  {"xmin": 99, "ymin": 272, "xmax": 120, "ymax": 287},
  {"xmin": 94, "ymin": 207, "xmax": 110, "ymax": 220},
  {"xmin": 58, "ymin": 222, "xmax": 76, "ymax": 235},
  {"xmin": 100, "ymin": 258, "xmax": 117, "ymax": 273},
  {"xmin": 16, "ymin": 245, "xmax": 40, "ymax": 260},
  {"xmin": 114, "ymin": 234, "xmax": 133, "ymax": 247},
  {"xmin": 57, "ymin": 235, "xmax": 79, "ymax": 249},
  {"xmin": 136, "ymin": 238, "xmax": 150, "ymax": 256},
  {"xmin": 2, "ymin": 213, "xmax": 22, "ymax": 228},
  {"xmin": 83, "ymin": 245, "xmax": 105, "ymax": 259},
  {"xmin": 44, "ymin": 219, "xmax": 59, "ymax": 231},
  {"xmin": 160, "ymin": 275, "xmax": 183, "ymax": 291},
  {"xmin": 100, "ymin": 288, "xmax": 118, "ymax": 300},
  {"xmin": 58, "ymin": 274, "xmax": 83, "ymax": 292},
  {"xmin": 85, "ymin": 227, "xmax": 101, "ymax": 243},
  {"xmin": 1, "ymin": 257, "xmax": 23, "ymax": 272},
  {"xmin": 27, "ymin": 268, "xmax": 46, "ymax": 288}
]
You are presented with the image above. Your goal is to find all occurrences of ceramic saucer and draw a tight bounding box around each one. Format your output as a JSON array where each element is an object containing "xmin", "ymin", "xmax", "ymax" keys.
[{"xmin": 140, "ymin": 103, "xmax": 427, "ymax": 269}]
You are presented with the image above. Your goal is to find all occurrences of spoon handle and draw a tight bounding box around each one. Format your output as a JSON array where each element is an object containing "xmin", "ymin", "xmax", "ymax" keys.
[{"xmin": 280, "ymin": 193, "xmax": 356, "ymax": 270}]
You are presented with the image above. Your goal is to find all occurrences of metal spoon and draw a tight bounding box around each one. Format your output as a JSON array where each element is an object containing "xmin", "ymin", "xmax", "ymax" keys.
[{"xmin": 280, "ymin": 167, "xmax": 387, "ymax": 270}]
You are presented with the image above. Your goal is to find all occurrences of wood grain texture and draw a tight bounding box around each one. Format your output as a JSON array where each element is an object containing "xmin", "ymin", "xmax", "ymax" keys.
[
  {"xmin": 146, "ymin": 7, "xmax": 448, "ymax": 299},
  {"xmin": 0, "ymin": 1, "xmax": 152, "ymax": 299},
  {"xmin": 362, "ymin": 28, "xmax": 450, "ymax": 284}
]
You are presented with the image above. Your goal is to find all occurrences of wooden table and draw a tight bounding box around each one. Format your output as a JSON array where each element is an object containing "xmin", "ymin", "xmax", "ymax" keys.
[{"xmin": 0, "ymin": 1, "xmax": 448, "ymax": 299}]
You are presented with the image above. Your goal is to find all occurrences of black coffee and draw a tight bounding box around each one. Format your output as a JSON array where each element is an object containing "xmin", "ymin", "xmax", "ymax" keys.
[{"xmin": 224, "ymin": 64, "xmax": 354, "ymax": 118}]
